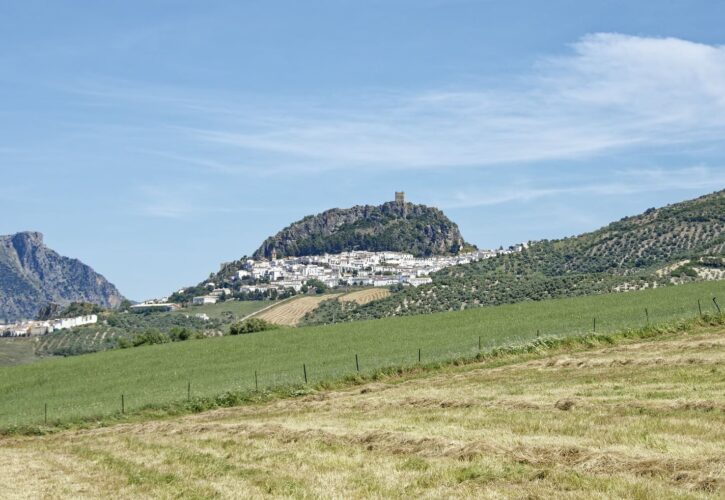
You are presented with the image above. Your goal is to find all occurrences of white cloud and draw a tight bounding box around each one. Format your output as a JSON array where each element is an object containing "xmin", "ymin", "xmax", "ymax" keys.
[
  {"xmin": 193, "ymin": 33, "xmax": 725, "ymax": 170},
  {"xmin": 432, "ymin": 166, "xmax": 725, "ymax": 209}
]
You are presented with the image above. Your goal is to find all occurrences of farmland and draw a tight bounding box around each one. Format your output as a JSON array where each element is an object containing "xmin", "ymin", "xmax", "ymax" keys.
[
  {"xmin": 339, "ymin": 287, "xmax": 392, "ymax": 305},
  {"xmin": 0, "ymin": 280, "xmax": 722, "ymax": 430},
  {"xmin": 0, "ymin": 300, "xmax": 275, "ymax": 363},
  {"xmin": 0, "ymin": 338, "xmax": 37, "ymax": 366},
  {"xmin": 255, "ymin": 294, "xmax": 341, "ymax": 326},
  {"xmin": 170, "ymin": 299, "xmax": 273, "ymax": 320},
  {"xmin": 1, "ymin": 320, "xmax": 723, "ymax": 497}
]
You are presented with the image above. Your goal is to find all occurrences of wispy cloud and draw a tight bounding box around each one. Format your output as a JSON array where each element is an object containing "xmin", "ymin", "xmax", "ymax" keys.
[
  {"xmin": 58, "ymin": 33, "xmax": 725, "ymax": 176},
  {"xmin": 432, "ymin": 166, "xmax": 725, "ymax": 209},
  {"xmin": 186, "ymin": 33, "xmax": 725, "ymax": 171}
]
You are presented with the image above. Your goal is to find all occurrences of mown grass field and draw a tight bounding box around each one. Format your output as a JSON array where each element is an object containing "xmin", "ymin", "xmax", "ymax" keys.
[
  {"xmin": 339, "ymin": 287, "xmax": 392, "ymax": 305},
  {"xmin": 1, "ymin": 321, "xmax": 723, "ymax": 498},
  {"xmin": 0, "ymin": 280, "xmax": 722, "ymax": 429},
  {"xmin": 255, "ymin": 294, "xmax": 340, "ymax": 325}
]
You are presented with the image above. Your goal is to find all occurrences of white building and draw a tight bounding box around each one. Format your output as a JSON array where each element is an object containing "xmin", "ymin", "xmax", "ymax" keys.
[
  {"xmin": 193, "ymin": 296, "xmax": 219, "ymax": 305},
  {"xmin": 50, "ymin": 315, "xmax": 98, "ymax": 331}
]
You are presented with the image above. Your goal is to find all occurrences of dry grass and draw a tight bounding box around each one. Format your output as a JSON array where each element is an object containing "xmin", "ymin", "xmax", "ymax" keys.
[
  {"xmin": 1, "ymin": 326, "xmax": 723, "ymax": 498},
  {"xmin": 339, "ymin": 288, "xmax": 392, "ymax": 305},
  {"xmin": 256, "ymin": 295, "xmax": 340, "ymax": 326}
]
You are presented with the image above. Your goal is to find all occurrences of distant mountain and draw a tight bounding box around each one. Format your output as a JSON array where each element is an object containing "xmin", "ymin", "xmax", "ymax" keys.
[
  {"xmin": 0, "ymin": 232, "xmax": 125, "ymax": 322},
  {"xmin": 304, "ymin": 189, "xmax": 725, "ymax": 323},
  {"xmin": 253, "ymin": 195, "xmax": 469, "ymax": 259}
]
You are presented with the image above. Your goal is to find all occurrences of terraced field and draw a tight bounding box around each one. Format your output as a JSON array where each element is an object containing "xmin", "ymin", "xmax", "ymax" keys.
[
  {"xmin": 1, "ymin": 324, "xmax": 722, "ymax": 498},
  {"xmin": 256, "ymin": 294, "xmax": 341, "ymax": 326},
  {"xmin": 339, "ymin": 287, "xmax": 391, "ymax": 305}
]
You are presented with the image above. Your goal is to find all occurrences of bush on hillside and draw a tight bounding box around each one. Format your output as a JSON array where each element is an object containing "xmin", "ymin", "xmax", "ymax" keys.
[
  {"xmin": 229, "ymin": 318, "xmax": 277, "ymax": 335},
  {"xmin": 305, "ymin": 279, "xmax": 328, "ymax": 294}
]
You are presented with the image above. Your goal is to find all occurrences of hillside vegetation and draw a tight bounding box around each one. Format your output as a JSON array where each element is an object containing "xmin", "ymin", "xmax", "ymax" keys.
[
  {"xmin": 0, "ymin": 300, "xmax": 274, "ymax": 362},
  {"xmin": 1, "ymin": 319, "xmax": 723, "ymax": 497},
  {"xmin": 253, "ymin": 200, "xmax": 468, "ymax": 260},
  {"xmin": 0, "ymin": 280, "xmax": 721, "ymax": 429},
  {"xmin": 308, "ymin": 190, "xmax": 725, "ymax": 322}
]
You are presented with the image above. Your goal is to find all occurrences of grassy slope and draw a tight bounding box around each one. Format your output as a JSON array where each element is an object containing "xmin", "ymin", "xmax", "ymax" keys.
[
  {"xmin": 0, "ymin": 280, "xmax": 722, "ymax": 429},
  {"xmin": 0, "ymin": 338, "xmax": 37, "ymax": 366},
  {"xmin": 0, "ymin": 321, "xmax": 722, "ymax": 497},
  {"xmin": 169, "ymin": 299, "xmax": 273, "ymax": 320}
]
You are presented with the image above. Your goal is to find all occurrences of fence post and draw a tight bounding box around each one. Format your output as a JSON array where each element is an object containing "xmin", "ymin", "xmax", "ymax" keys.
[
  {"xmin": 44, "ymin": 403, "xmax": 47, "ymax": 425},
  {"xmin": 355, "ymin": 354, "xmax": 359, "ymax": 372},
  {"xmin": 303, "ymin": 363, "xmax": 308, "ymax": 384},
  {"xmin": 593, "ymin": 317, "xmax": 596, "ymax": 332},
  {"xmin": 645, "ymin": 308, "xmax": 649, "ymax": 325},
  {"xmin": 418, "ymin": 348, "xmax": 421, "ymax": 363},
  {"xmin": 478, "ymin": 336, "xmax": 481, "ymax": 350},
  {"xmin": 121, "ymin": 394, "xmax": 125, "ymax": 414},
  {"xmin": 536, "ymin": 329, "xmax": 540, "ymax": 338},
  {"xmin": 187, "ymin": 380, "xmax": 191, "ymax": 401},
  {"xmin": 255, "ymin": 370, "xmax": 258, "ymax": 391},
  {"xmin": 698, "ymin": 299, "xmax": 703, "ymax": 317},
  {"xmin": 714, "ymin": 297, "xmax": 721, "ymax": 314}
]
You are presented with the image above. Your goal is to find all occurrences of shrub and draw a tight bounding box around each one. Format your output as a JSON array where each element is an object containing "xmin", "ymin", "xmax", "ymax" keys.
[
  {"xmin": 131, "ymin": 330, "xmax": 171, "ymax": 346},
  {"xmin": 229, "ymin": 318, "xmax": 277, "ymax": 335},
  {"xmin": 168, "ymin": 327, "xmax": 202, "ymax": 341}
]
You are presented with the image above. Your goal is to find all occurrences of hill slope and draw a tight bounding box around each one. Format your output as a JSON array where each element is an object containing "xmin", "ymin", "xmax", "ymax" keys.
[
  {"xmin": 1, "ymin": 279, "xmax": 721, "ymax": 428},
  {"xmin": 2, "ymin": 319, "xmax": 723, "ymax": 497},
  {"xmin": 307, "ymin": 190, "xmax": 725, "ymax": 322},
  {"xmin": 253, "ymin": 200, "xmax": 468, "ymax": 259},
  {"xmin": 0, "ymin": 232, "xmax": 125, "ymax": 322}
]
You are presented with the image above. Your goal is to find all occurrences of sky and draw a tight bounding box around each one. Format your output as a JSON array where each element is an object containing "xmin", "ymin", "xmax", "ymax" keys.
[{"xmin": 2, "ymin": 0, "xmax": 725, "ymax": 301}]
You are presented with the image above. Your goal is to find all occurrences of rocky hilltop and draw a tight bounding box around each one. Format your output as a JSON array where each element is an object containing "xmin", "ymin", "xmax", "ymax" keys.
[
  {"xmin": 304, "ymin": 189, "xmax": 725, "ymax": 323},
  {"xmin": 0, "ymin": 232, "xmax": 125, "ymax": 322},
  {"xmin": 253, "ymin": 197, "xmax": 469, "ymax": 259}
]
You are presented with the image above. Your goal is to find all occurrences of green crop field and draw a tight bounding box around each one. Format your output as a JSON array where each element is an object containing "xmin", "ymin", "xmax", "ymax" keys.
[
  {"xmin": 0, "ymin": 280, "xmax": 722, "ymax": 429},
  {"xmin": 169, "ymin": 299, "xmax": 273, "ymax": 319}
]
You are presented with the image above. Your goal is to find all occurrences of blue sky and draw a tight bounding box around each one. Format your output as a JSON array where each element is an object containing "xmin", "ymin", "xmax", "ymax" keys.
[{"xmin": 2, "ymin": 0, "xmax": 725, "ymax": 301}]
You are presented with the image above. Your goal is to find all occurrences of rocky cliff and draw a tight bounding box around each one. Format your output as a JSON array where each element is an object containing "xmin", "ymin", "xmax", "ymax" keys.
[
  {"xmin": 0, "ymin": 232, "xmax": 125, "ymax": 322},
  {"xmin": 253, "ymin": 201, "xmax": 469, "ymax": 259}
]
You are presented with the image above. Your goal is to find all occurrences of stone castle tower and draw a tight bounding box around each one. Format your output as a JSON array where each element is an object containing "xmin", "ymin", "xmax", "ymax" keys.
[{"xmin": 395, "ymin": 191, "xmax": 405, "ymax": 204}]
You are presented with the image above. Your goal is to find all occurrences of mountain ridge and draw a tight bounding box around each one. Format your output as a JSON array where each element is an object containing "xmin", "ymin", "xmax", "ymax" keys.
[{"xmin": 0, "ymin": 231, "xmax": 125, "ymax": 322}]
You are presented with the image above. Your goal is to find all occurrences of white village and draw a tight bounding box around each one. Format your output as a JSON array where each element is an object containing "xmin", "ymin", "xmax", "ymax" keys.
[
  {"xmin": 1, "ymin": 245, "xmax": 526, "ymax": 337},
  {"xmin": 187, "ymin": 246, "xmax": 525, "ymax": 306}
]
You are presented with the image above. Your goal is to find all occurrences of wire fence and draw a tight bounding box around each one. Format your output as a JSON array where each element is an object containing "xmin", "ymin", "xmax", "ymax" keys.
[{"xmin": 1, "ymin": 292, "xmax": 722, "ymax": 428}]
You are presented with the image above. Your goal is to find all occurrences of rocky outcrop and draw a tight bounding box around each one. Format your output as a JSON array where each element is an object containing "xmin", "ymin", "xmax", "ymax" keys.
[
  {"xmin": 253, "ymin": 201, "xmax": 468, "ymax": 259},
  {"xmin": 0, "ymin": 232, "xmax": 125, "ymax": 322}
]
